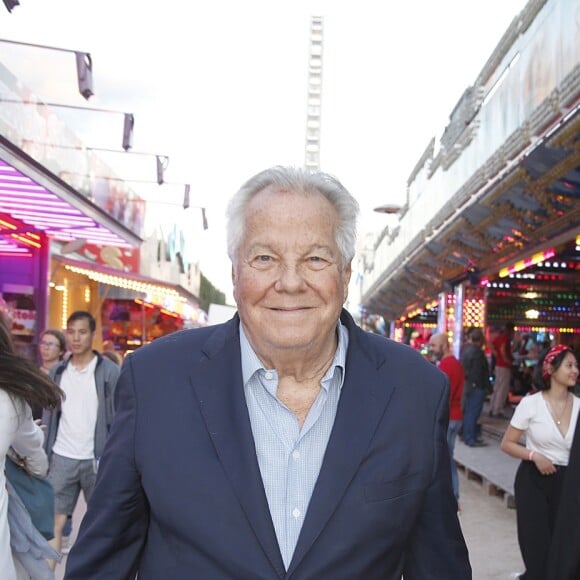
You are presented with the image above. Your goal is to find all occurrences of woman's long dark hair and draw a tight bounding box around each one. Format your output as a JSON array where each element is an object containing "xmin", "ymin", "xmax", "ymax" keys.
[{"xmin": 0, "ymin": 314, "xmax": 63, "ymax": 410}]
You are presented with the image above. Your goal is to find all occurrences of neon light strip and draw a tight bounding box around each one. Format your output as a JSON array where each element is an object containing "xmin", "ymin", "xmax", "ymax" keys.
[
  {"xmin": 0, "ymin": 218, "xmax": 17, "ymax": 230},
  {"xmin": 0, "ymin": 251, "xmax": 33, "ymax": 257},
  {"xmin": 0, "ymin": 158, "xmax": 137, "ymax": 248},
  {"xmin": 0, "ymin": 185, "xmax": 47, "ymax": 194},
  {"xmin": 10, "ymin": 233, "xmax": 41, "ymax": 248},
  {"xmin": 0, "ymin": 200, "xmax": 78, "ymax": 212},
  {"xmin": 11, "ymin": 213, "xmax": 94, "ymax": 224},
  {"xmin": 498, "ymin": 248, "xmax": 556, "ymax": 278}
]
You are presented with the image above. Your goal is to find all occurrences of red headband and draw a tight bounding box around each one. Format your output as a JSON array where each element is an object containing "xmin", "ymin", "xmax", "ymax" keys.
[{"xmin": 542, "ymin": 345, "xmax": 571, "ymax": 381}]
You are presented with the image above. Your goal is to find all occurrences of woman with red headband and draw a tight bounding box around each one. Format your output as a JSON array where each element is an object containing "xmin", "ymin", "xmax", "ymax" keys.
[{"xmin": 501, "ymin": 344, "xmax": 579, "ymax": 580}]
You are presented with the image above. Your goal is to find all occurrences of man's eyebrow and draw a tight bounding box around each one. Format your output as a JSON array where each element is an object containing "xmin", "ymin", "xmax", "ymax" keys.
[
  {"xmin": 307, "ymin": 244, "xmax": 333, "ymax": 254},
  {"xmin": 246, "ymin": 243, "xmax": 275, "ymax": 254}
]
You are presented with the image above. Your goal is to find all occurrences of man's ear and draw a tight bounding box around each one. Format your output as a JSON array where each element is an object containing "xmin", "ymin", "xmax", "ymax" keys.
[{"xmin": 343, "ymin": 261, "xmax": 352, "ymax": 300}]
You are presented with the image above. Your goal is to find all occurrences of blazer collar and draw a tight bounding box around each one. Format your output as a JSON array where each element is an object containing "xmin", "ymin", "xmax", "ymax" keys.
[{"xmin": 192, "ymin": 314, "xmax": 286, "ymax": 578}]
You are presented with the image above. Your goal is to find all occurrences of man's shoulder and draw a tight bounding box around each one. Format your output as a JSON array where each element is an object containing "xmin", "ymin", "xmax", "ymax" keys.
[
  {"xmin": 438, "ymin": 354, "xmax": 462, "ymax": 374},
  {"xmin": 96, "ymin": 354, "xmax": 121, "ymax": 376},
  {"xmin": 130, "ymin": 320, "xmax": 236, "ymax": 363}
]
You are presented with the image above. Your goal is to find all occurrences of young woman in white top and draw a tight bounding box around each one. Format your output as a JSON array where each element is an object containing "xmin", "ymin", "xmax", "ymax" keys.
[
  {"xmin": 501, "ymin": 344, "xmax": 580, "ymax": 580},
  {"xmin": 0, "ymin": 315, "xmax": 63, "ymax": 579}
]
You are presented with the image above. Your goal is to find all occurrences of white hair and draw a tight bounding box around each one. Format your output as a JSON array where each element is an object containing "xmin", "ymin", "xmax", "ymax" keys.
[{"xmin": 226, "ymin": 166, "xmax": 360, "ymax": 269}]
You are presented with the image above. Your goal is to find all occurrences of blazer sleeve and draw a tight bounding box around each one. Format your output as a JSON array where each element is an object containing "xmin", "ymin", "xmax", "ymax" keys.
[
  {"xmin": 402, "ymin": 377, "xmax": 472, "ymax": 579},
  {"xmin": 65, "ymin": 356, "xmax": 148, "ymax": 579}
]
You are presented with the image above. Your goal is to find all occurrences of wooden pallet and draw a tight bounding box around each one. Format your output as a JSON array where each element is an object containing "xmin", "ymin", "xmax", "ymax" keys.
[{"xmin": 456, "ymin": 461, "xmax": 516, "ymax": 509}]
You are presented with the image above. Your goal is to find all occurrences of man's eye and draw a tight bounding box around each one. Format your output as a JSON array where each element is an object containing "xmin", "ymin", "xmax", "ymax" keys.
[
  {"xmin": 307, "ymin": 256, "xmax": 328, "ymax": 269},
  {"xmin": 250, "ymin": 255, "xmax": 274, "ymax": 268}
]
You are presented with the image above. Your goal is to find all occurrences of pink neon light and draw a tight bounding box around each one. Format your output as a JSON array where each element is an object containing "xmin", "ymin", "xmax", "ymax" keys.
[
  {"xmin": 0, "ymin": 191, "xmax": 58, "ymax": 201},
  {"xmin": 0, "ymin": 176, "xmax": 32, "ymax": 183},
  {"xmin": 0, "ymin": 186, "xmax": 65, "ymax": 196},
  {"xmin": 10, "ymin": 208, "xmax": 91, "ymax": 217},
  {"xmin": 0, "ymin": 244, "xmax": 31, "ymax": 252},
  {"xmin": 0, "ymin": 184, "xmax": 46, "ymax": 193},
  {"xmin": 0, "ymin": 197, "xmax": 72, "ymax": 209},
  {"xmin": 11, "ymin": 211, "xmax": 94, "ymax": 221},
  {"xmin": 12, "ymin": 218, "xmax": 95, "ymax": 228},
  {"xmin": 3, "ymin": 206, "xmax": 83, "ymax": 216},
  {"xmin": 0, "ymin": 158, "xmax": 134, "ymax": 248},
  {"xmin": 46, "ymin": 226, "xmax": 112, "ymax": 234}
]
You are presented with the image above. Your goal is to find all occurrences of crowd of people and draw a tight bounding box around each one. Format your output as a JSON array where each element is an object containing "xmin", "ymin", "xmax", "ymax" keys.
[
  {"xmin": 421, "ymin": 322, "xmax": 579, "ymax": 579},
  {"xmin": 0, "ymin": 165, "xmax": 578, "ymax": 579}
]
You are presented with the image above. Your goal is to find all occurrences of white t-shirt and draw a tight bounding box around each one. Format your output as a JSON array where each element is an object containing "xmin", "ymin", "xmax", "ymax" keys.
[
  {"xmin": 53, "ymin": 357, "xmax": 99, "ymax": 460},
  {"xmin": 510, "ymin": 391, "xmax": 580, "ymax": 466}
]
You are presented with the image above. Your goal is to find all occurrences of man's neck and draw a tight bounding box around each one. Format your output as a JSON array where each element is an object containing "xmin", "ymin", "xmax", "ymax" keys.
[
  {"xmin": 71, "ymin": 351, "xmax": 96, "ymax": 370},
  {"xmin": 254, "ymin": 338, "xmax": 338, "ymax": 383}
]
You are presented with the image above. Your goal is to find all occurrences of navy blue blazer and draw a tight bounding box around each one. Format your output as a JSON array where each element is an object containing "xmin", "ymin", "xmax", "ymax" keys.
[{"xmin": 65, "ymin": 310, "xmax": 471, "ymax": 579}]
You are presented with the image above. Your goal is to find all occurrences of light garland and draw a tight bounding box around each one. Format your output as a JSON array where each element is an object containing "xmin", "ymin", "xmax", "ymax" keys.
[{"xmin": 64, "ymin": 264, "xmax": 180, "ymax": 298}]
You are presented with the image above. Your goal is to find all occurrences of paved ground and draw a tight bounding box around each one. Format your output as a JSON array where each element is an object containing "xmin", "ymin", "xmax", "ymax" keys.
[{"xmin": 458, "ymin": 462, "xmax": 524, "ymax": 579}]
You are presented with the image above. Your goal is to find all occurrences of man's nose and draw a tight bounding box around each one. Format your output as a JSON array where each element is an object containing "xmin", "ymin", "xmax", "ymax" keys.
[{"xmin": 274, "ymin": 264, "xmax": 307, "ymax": 292}]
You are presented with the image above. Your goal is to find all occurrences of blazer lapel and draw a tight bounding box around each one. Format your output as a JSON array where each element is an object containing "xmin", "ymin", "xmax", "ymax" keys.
[
  {"xmin": 191, "ymin": 317, "xmax": 286, "ymax": 578},
  {"xmin": 287, "ymin": 320, "xmax": 396, "ymax": 577}
]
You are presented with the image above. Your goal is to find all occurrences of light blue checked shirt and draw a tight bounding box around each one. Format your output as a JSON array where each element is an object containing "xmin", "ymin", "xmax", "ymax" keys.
[{"xmin": 240, "ymin": 322, "xmax": 348, "ymax": 570}]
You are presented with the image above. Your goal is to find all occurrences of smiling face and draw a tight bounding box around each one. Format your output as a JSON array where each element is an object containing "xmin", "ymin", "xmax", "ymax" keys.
[
  {"xmin": 232, "ymin": 186, "xmax": 351, "ymax": 362},
  {"xmin": 549, "ymin": 351, "xmax": 579, "ymax": 389}
]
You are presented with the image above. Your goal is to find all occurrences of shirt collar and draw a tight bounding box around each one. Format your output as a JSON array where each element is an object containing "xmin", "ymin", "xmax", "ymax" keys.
[{"xmin": 240, "ymin": 320, "xmax": 348, "ymax": 389}]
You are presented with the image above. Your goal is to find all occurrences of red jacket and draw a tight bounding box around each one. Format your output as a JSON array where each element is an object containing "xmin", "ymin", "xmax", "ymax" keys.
[{"xmin": 439, "ymin": 355, "xmax": 465, "ymax": 420}]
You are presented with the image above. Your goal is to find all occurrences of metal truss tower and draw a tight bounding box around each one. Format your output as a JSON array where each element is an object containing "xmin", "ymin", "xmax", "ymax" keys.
[{"xmin": 304, "ymin": 16, "xmax": 323, "ymax": 173}]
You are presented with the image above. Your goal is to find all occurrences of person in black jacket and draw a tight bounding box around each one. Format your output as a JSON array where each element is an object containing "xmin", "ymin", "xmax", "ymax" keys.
[{"xmin": 461, "ymin": 328, "xmax": 492, "ymax": 447}]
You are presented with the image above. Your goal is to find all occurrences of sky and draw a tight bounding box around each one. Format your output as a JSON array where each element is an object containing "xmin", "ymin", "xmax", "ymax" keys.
[{"xmin": 0, "ymin": 0, "xmax": 528, "ymax": 302}]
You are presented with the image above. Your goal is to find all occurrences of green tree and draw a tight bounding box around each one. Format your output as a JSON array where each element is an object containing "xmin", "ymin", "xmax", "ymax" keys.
[{"xmin": 199, "ymin": 272, "xmax": 226, "ymax": 313}]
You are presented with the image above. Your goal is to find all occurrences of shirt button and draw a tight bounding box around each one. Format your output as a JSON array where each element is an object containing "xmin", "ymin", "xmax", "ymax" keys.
[
  {"xmin": 292, "ymin": 450, "xmax": 300, "ymax": 460},
  {"xmin": 264, "ymin": 371, "xmax": 273, "ymax": 380},
  {"xmin": 292, "ymin": 508, "xmax": 301, "ymax": 519}
]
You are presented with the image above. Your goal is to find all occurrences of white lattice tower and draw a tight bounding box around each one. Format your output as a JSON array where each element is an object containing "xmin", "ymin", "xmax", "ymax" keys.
[{"xmin": 304, "ymin": 16, "xmax": 323, "ymax": 173}]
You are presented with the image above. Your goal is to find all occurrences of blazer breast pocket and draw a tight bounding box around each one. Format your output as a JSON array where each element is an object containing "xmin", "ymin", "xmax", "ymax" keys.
[{"xmin": 364, "ymin": 471, "xmax": 424, "ymax": 503}]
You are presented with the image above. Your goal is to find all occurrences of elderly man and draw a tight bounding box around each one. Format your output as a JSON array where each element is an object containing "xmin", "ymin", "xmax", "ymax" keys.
[{"xmin": 65, "ymin": 167, "xmax": 471, "ymax": 579}]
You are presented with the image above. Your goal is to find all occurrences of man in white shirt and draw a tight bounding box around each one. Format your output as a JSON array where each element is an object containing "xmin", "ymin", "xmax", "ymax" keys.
[{"xmin": 43, "ymin": 310, "xmax": 120, "ymax": 562}]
